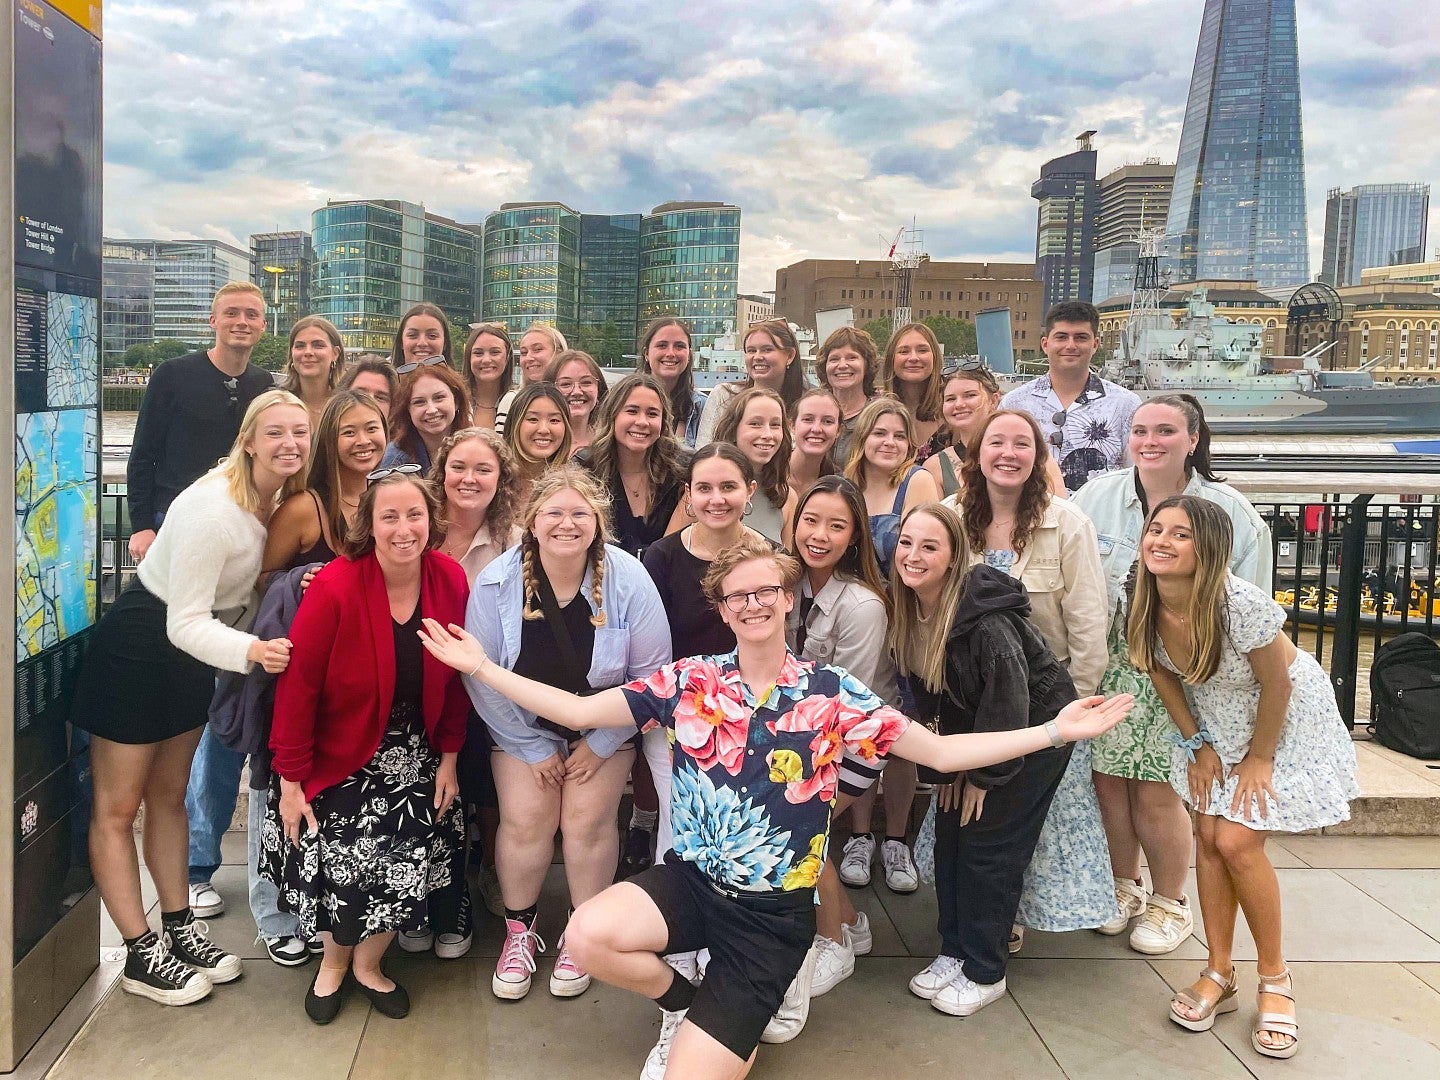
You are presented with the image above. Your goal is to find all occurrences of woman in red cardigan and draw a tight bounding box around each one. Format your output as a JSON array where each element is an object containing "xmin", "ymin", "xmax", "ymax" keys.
[{"xmin": 261, "ymin": 467, "xmax": 470, "ymax": 1024}]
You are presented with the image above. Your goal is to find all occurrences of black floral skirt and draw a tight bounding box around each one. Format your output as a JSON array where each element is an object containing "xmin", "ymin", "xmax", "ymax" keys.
[{"xmin": 259, "ymin": 702, "xmax": 465, "ymax": 946}]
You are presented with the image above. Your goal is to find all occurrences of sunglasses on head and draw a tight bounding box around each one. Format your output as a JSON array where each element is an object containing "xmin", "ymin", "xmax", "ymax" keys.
[
  {"xmin": 941, "ymin": 357, "xmax": 988, "ymax": 376},
  {"xmin": 397, "ymin": 356, "xmax": 448, "ymax": 375},
  {"xmin": 366, "ymin": 463, "xmax": 424, "ymax": 485}
]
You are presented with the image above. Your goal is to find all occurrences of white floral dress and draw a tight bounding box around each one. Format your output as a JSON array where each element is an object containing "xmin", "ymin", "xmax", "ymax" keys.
[{"xmin": 1159, "ymin": 576, "xmax": 1359, "ymax": 833}]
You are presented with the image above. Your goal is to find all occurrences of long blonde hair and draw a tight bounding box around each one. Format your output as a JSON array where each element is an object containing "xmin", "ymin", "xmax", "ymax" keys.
[
  {"xmin": 1127, "ymin": 495, "xmax": 1234, "ymax": 683},
  {"xmin": 519, "ymin": 464, "xmax": 614, "ymax": 627},
  {"xmin": 844, "ymin": 396, "xmax": 918, "ymax": 492},
  {"xmin": 217, "ymin": 389, "xmax": 311, "ymax": 512},
  {"xmin": 887, "ymin": 502, "xmax": 970, "ymax": 692}
]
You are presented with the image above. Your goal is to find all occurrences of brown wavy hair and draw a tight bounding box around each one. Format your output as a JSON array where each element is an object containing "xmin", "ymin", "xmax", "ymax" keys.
[
  {"xmin": 462, "ymin": 323, "xmax": 514, "ymax": 405},
  {"xmin": 637, "ymin": 317, "xmax": 696, "ymax": 428},
  {"xmin": 714, "ymin": 386, "xmax": 793, "ymax": 507},
  {"xmin": 958, "ymin": 409, "xmax": 1052, "ymax": 558},
  {"xmin": 389, "ymin": 302, "xmax": 453, "ymax": 367},
  {"xmin": 345, "ymin": 473, "xmax": 444, "ymax": 558},
  {"xmin": 882, "ymin": 322, "xmax": 943, "ymax": 422},
  {"xmin": 282, "ymin": 315, "xmax": 346, "ymax": 394},
  {"xmin": 586, "ymin": 373, "xmax": 683, "ymax": 499},
  {"xmin": 815, "ymin": 325, "xmax": 879, "ymax": 398},
  {"xmin": 430, "ymin": 427, "xmax": 520, "ymax": 553}
]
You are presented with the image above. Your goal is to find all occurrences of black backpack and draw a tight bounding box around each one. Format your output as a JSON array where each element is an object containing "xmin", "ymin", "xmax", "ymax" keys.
[{"xmin": 1368, "ymin": 632, "xmax": 1440, "ymax": 759}]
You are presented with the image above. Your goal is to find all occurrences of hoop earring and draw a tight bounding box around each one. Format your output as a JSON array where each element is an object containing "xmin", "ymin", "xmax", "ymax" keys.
[
  {"xmin": 684, "ymin": 499, "xmax": 695, "ymax": 519},
  {"xmin": 744, "ymin": 500, "xmax": 754, "ymax": 517}
]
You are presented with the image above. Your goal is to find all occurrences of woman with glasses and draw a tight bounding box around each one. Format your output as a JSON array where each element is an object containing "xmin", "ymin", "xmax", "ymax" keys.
[
  {"xmin": 462, "ymin": 323, "xmax": 514, "ymax": 432},
  {"xmin": 504, "ymin": 381, "xmax": 574, "ymax": 511},
  {"xmin": 637, "ymin": 318, "xmax": 705, "ymax": 448},
  {"xmin": 1073, "ymin": 394, "xmax": 1272, "ymax": 956},
  {"xmin": 337, "ymin": 356, "xmax": 399, "ymax": 414},
  {"xmin": 545, "ymin": 350, "xmax": 609, "ymax": 455},
  {"xmin": 881, "ymin": 323, "xmax": 945, "ymax": 462},
  {"xmin": 380, "ymin": 361, "xmax": 471, "ymax": 473},
  {"xmin": 465, "ymin": 466, "xmax": 670, "ymax": 1002},
  {"xmin": 262, "ymin": 469, "xmax": 471, "ymax": 1024},
  {"xmin": 814, "ymin": 326, "xmax": 879, "ymax": 464},
  {"xmin": 389, "ymin": 302, "xmax": 452, "ymax": 373},
  {"xmin": 788, "ymin": 387, "xmax": 843, "ymax": 493},
  {"xmin": 695, "ymin": 320, "xmax": 807, "ymax": 446},
  {"xmin": 713, "ymin": 387, "xmax": 798, "ymax": 548},
  {"xmin": 281, "ymin": 316, "xmax": 346, "ymax": 427},
  {"xmin": 73, "ymin": 390, "xmax": 311, "ymax": 1007},
  {"xmin": 934, "ymin": 409, "xmax": 1111, "ymax": 954}
]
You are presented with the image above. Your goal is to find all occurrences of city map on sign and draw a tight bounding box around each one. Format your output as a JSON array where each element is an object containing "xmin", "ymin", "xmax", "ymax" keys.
[
  {"xmin": 15, "ymin": 410, "xmax": 99, "ymax": 657},
  {"xmin": 44, "ymin": 292, "xmax": 99, "ymax": 408}
]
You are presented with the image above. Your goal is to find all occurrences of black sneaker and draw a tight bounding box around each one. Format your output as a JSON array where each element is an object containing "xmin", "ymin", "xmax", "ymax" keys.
[
  {"xmin": 436, "ymin": 890, "xmax": 474, "ymax": 959},
  {"xmin": 263, "ymin": 935, "xmax": 312, "ymax": 967},
  {"xmin": 165, "ymin": 917, "xmax": 243, "ymax": 984},
  {"xmin": 121, "ymin": 932, "xmax": 213, "ymax": 1006},
  {"xmin": 616, "ymin": 826, "xmax": 654, "ymax": 880}
]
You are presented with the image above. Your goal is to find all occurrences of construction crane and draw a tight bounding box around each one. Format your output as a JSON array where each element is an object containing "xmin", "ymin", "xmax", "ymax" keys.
[{"xmin": 886, "ymin": 220, "xmax": 930, "ymax": 328}]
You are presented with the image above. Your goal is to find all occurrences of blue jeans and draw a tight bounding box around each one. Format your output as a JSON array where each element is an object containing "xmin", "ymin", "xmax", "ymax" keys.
[
  {"xmin": 247, "ymin": 781, "xmax": 299, "ymax": 938},
  {"xmin": 185, "ymin": 724, "xmax": 245, "ymax": 884}
]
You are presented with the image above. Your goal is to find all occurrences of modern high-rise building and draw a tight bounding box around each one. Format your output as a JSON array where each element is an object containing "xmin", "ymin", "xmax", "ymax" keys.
[
  {"xmin": 577, "ymin": 213, "xmax": 641, "ymax": 354},
  {"xmin": 735, "ymin": 293, "xmax": 775, "ymax": 343},
  {"xmin": 1166, "ymin": 0, "xmax": 1309, "ymax": 289},
  {"xmin": 1032, "ymin": 132, "xmax": 1099, "ymax": 308},
  {"xmin": 1091, "ymin": 161, "xmax": 1175, "ymax": 301},
  {"xmin": 1320, "ymin": 183, "xmax": 1430, "ymax": 288},
  {"xmin": 250, "ymin": 230, "xmax": 315, "ymax": 338},
  {"xmin": 99, "ymin": 237, "xmax": 252, "ymax": 348},
  {"xmin": 481, "ymin": 202, "xmax": 581, "ymax": 340},
  {"xmin": 100, "ymin": 240, "xmax": 155, "ymax": 367},
  {"xmin": 311, "ymin": 199, "xmax": 480, "ymax": 352},
  {"xmin": 638, "ymin": 202, "xmax": 741, "ymax": 351}
]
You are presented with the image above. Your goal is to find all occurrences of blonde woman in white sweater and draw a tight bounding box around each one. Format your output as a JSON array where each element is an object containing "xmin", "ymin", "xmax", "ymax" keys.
[{"xmin": 71, "ymin": 389, "xmax": 311, "ymax": 1007}]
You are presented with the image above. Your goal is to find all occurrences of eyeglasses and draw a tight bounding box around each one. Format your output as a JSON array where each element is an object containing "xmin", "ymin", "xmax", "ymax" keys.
[
  {"xmin": 366, "ymin": 463, "xmax": 423, "ymax": 484},
  {"xmin": 536, "ymin": 508, "xmax": 597, "ymax": 526},
  {"xmin": 721, "ymin": 585, "xmax": 783, "ymax": 612},
  {"xmin": 223, "ymin": 377, "xmax": 239, "ymax": 412},
  {"xmin": 941, "ymin": 357, "xmax": 988, "ymax": 376},
  {"xmin": 397, "ymin": 356, "xmax": 448, "ymax": 375},
  {"xmin": 554, "ymin": 378, "xmax": 599, "ymax": 394}
]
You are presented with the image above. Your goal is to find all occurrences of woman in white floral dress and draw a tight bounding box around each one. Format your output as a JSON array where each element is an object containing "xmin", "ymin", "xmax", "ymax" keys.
[{"xmin": 1129, "ymin": 495, "xmax": 1357, "ymax": 1060}]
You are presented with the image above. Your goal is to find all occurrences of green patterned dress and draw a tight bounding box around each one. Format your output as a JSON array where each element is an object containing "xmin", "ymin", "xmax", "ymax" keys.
[{"xmin": 1090, "ymin": 595, "xmax": 1174, "ymax": 782}]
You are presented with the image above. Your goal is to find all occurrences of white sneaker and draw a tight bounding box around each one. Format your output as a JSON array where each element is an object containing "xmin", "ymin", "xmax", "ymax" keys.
[
  {"xmin": 760, "ymin": 943, "xmax": 818, "ymax": 1043},
  {"xmin": 882, "ymin": 839, "xmax": 919, "ymax": 894},
  {"xmin": 665, "ymin": 950, "xmax": 699, "ymax": 983},
  {"xmin": 397, "ymin": 927, "xmax": 434, "ymax": 953},
  {"xmin": 908, "ymin": 954, "xmax": 964, "ymax": 1000},
  {"xmin": 838, "ymin": 834, "xmax": 875, "ymax": 887},
  {"xmin": 932, "ymin": 972, "xmax": 1006, "ymax": 1017},
  {"xmin": 1129, "ymin": 893, "xmax": 1194, "ymax": 955},
  {"xmin": 810, "ymin": 933, "xmax": 855, "ymax": 997},
  {"xmin": 640, "ymin": 1008, "xmax": 686, "ymax": 1080},
  {"xmin": 1095, "ymin": 877, "xmax": 1147, "ymax": 936},
  {"xmin": 844, "ymin": 910, "xmax": 872, "ymax": 956},
  {"xmin": 187, "ymin": 881, "xmax": 225, "ymax": 918}
]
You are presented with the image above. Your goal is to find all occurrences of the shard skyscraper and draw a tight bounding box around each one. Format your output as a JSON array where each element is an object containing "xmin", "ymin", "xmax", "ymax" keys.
[{"xmin": 1165, "ymin": 0, "xmax": 1310, "ymax": 288}]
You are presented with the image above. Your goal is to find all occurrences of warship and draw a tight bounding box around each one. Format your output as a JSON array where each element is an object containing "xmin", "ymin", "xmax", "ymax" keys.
[{"xmin": 1108, "ymin": 233, "xmax": 1440, "ymax": 435}]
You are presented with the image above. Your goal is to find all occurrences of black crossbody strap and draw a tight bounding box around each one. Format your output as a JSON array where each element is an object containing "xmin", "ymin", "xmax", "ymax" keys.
[{"xmin": 534, "ymin": 567, "xmax": 588, "ymax": 688}]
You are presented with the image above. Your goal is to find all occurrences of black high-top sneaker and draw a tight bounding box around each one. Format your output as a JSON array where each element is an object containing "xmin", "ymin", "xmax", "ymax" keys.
[
  {"xmin": 165, "ymin": 915, "xmax": 243, "ymax": 983},
  {"xmin": 121, "ymin": 931, "xmax": 213, "ymax": 1006}
]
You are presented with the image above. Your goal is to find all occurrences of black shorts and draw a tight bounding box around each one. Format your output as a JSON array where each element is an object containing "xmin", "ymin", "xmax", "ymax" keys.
[{"xmin": 630, "ymin": 860, "xmax": 816, "ymax": 1060}]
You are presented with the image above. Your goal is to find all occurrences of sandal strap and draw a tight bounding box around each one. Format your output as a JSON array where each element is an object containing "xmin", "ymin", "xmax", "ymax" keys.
[
  {"xmin": 1256, "ymin": 1013, "xmax": 1298, "ymax": 1036},
  {"xmin": 1257, "ymin": 970, "xmax": 1295, "ymax": 1000},
  {"xmin": 1199, "ymin": 967, "xmax": 1235, "ymax": 991}
]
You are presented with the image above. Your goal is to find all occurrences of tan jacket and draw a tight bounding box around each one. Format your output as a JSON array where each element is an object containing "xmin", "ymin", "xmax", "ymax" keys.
[{"xmin": 943, "ymin": 494, "xmax": 1108, "ymax": 697}]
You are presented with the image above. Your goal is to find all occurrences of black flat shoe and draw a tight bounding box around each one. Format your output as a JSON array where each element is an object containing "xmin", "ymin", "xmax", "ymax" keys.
[
  {"xmin": 356, "ymin": 975, "xmax": 410, "ymax": 1019},
  {"xmin": 304, "ymin": 971, "xmax": 349, "ymax": 1025}
]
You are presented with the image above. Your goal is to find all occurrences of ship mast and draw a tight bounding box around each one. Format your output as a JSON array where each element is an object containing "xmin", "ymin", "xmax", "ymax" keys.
[{"xmin": 1119, "ymin": 226, "xmax": 1167, "ymax": 383}]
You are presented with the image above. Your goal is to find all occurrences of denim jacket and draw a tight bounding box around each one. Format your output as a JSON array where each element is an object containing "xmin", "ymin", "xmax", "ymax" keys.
[
  {"xmin": 464, "ymin": 544, "xmax": 672, "ymax": 764},
  {"xmin": 1072, "ymin": 467, "xmax": 1273, "ymax": 613}
]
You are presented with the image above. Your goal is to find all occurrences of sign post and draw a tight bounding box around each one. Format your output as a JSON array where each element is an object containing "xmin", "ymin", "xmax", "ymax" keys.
[{"xmin": 3, "ymin": 0, "xmax": 103, "ymax": 1068}]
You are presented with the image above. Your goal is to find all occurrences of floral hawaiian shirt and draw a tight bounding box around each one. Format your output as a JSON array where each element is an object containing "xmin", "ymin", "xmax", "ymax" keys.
[{"xmin": 623, "ymin": 650, "xmax": 910, "ymax": 894}]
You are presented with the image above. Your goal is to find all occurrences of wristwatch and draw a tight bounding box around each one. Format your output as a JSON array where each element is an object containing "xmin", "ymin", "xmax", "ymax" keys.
[{"xmin": 1043, "ymin": 719, "xmax": 1065, "ymax": 748}]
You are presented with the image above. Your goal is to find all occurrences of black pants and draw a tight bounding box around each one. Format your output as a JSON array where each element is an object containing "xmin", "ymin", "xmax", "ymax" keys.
[{"xmin": 934, "ymin": 743, "xmax": 1071, "ymax": 985}]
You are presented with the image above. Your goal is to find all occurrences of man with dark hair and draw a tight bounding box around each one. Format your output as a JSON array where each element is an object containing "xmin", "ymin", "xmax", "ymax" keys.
[{"xmin": 1002, "ymin": 301, "xmax": 1140, "ymax": 493}]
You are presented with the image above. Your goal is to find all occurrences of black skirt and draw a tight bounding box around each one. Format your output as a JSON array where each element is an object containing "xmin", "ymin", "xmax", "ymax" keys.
[{"xmin": 69, "ymin": 580, "xmax": 216, "ymax": 744}]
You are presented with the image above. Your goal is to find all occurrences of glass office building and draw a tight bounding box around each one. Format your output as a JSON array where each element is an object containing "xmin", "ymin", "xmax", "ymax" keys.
[
  {"xmin": 312, "ymin": 199, "xmax": 479, "ymax": 352},
  {"xmin": 578, "ymin": 213, "xmax": 641, "ymax": 354},
  {"xmin": 101, "ymin": 240, "xmax": 154, "ymax": 366},
  {"xmin": 1031, "ymin": 137, "xmax": 1098, "ymax": 308},
  {"xmin": 1166, "ymin": 0, "xmax": 1309, "ymax": 289},
  {"xmin": 638, "ymin": 202, "xmax": 740, "ymax": 352},
  {"xmin": 481, "ymin": 203, "xmax": 581, "ymax": 339},
  {"xmin": 1321, "ymin": 184, "xmax": 1430, "ymax": 288},
  {"xmin": 249, "ymin": 230, "xmax": 315, "ymax": 338}
]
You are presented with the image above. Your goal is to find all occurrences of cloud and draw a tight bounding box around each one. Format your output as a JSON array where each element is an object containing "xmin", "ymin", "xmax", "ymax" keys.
[{"xmin": 102, "ymin": 0, "xmax": 1440, "ymax": 297}]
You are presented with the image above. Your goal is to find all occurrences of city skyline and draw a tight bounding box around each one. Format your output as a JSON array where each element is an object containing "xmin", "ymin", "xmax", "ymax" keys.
[{"xmin": 102, "ymin": 0, "xmax": 1440, "ymax": 296}]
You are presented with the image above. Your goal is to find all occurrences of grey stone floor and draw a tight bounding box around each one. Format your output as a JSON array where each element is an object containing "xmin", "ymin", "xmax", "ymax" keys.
[{"xmin": 29, "ymin": 834, "xmax": 1440, "ymax": 1079}]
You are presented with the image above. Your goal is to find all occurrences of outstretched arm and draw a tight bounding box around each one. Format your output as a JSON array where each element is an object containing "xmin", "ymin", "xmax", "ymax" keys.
[
  {"xmin": 891, "ymin": 693, "xmax": 1134, "ymax": 774},
  {"xmin": 419, "ymin": 619, "xmax": 637, "ymax": 730}
]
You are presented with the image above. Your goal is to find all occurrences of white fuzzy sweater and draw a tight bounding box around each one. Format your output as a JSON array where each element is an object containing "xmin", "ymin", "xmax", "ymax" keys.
[{"xmin": 135, "ymin": 472, "xmax": 262, "ymax": 673}]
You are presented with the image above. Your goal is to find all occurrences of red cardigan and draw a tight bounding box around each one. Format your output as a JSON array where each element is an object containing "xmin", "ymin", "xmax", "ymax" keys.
[{"xmin": 270, "ymin": 550, "xmax": 470, "ymax": 800}]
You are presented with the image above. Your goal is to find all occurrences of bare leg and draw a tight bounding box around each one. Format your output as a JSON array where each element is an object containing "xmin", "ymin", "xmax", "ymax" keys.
[
  {"xmin": 846, "ymin": 785, "xmax": 877, "ymax": 834},
  {"xmin": 89, "ymin": 736, "xmax": 161, "ymax": 939},
  {"xmin": 1213, "ymin": 819, "xmax": 1291, "ymax": 1053},
  {"xmin": 558, "ymin": 748, "xmax": 634, "ymax": 907},
  {"xmin": 816, "ymin": 792, "xmax": 859, "ymax": 941},
  {"xmin": 477, "ymin": 807, "xmax": 500, "ymax": 869},
  {"xmin": 1131, "ymin": 779, "xmax": 1193, "ymax": 902},
  {"xmin": 1093, "ymin": 771, "xmax": 1142, "ymax": 882},
  {"xmin": 668, "ymin": 1023, "xmax": 758, "ymax": 1080},
  {"xmin": 490, "ymin": 751, "xmax": 562, "ymax": 910},
  {"xmin": 565, "ymin": 882, "xmax": 674, "ymax": 996},
  {"xmin": 140, "ymin": 728, "xmax": 204, "ymax": 915},
  {"xmin": 314, "ymin": 936, "xmax": 353, "ymax": 996},
  {"xmin": 881, "ymin": 759, "xmax": 918, "ymax": 839},
  {"xmin": 352, "ymin": 931, "xmax": 397, "ymax": 993},
  {"xmin": 1174, "ymin": 813, "xmax": 1236, "ymax": 1021}
]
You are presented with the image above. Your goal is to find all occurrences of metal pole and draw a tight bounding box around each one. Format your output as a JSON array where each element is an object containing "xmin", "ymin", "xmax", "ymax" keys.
[{"xmin": 1330, "ymin": 493, "xmax": 1372, "ymax": 727}]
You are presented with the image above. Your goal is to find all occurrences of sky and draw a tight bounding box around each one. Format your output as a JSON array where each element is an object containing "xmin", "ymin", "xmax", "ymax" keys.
[{"xmin": 102, "ymin": 0, "xmax": 1440, "ymax": 295}]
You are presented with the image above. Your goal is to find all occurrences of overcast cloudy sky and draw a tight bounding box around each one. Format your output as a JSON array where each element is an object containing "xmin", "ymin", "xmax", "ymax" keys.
[{"xmin": 103, "ymin": 0, "xmax": 1440, "ymax": 294}]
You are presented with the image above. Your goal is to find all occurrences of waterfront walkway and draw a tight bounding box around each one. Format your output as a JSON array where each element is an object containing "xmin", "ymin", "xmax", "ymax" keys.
[{"xmin": 23, "ymin": 797, "xmax": 1440, "ymax": 1079}]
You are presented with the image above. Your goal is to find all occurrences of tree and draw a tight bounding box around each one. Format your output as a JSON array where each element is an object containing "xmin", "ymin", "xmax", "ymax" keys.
[
  {"xmin": 152, "ymin": 339, "xmax": 195, "ymax": 363},
  {"xmin": 450, "ymin": 321, "xmax": 470, "ymax": 366},
  {"xmin": 593, "ymin": 319, "xmax": 626, "ymax": 366},
  {"xmin": 861, "ymin": 316, "xmax": 893, "ymax": 348},
  {"xmin": 923, "ymin": 315, "xmax": 978, "ymax": 358},
  {"xmin": 122, "ymin": 343, "xmax": 155, "ymax": 369},
  {"xmin": 248, "ymin": 333, "xmax": 289, "ymax": 373}
]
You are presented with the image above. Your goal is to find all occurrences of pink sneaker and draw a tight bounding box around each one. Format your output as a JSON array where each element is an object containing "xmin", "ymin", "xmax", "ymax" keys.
[
  {"xmin": 549, "ymin": 933, "xmax": 591, "ymax": 997},
  {"xmin": 492, "ymin": 918, "xmax": 545, "ymax": 1000}
]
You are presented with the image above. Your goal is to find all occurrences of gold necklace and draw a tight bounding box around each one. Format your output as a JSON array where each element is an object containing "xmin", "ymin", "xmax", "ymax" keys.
[
  {"xmin": 1161, "ymin": 599, "xmax": 1189, "ymax": 624},
  {"xmin": 619, "ymin": 470, "xmax": 648, "ymax": 501}
]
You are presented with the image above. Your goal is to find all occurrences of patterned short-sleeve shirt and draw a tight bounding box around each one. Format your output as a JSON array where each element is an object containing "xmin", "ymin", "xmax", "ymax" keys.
[{"xmin": 623, "ymin": 650, "xmax": 910, "ymax": 894}]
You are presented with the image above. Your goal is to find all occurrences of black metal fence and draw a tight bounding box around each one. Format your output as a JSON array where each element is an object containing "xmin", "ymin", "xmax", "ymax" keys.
[{"xmin": 99, "ymin": 486, "xmax": 1440, "ymax": 729}]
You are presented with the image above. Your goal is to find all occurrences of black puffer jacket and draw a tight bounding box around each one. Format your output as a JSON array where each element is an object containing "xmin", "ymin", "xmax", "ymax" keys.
[{"xmin": 909, "ymin": 564, "xmax": 1076, "ymax": 789}]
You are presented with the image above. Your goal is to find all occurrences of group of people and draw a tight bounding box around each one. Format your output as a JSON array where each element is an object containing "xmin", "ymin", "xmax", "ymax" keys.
[{"xmin": 71, "ymin": 282, "xmax": 1357, "ymax": 1078}]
